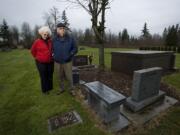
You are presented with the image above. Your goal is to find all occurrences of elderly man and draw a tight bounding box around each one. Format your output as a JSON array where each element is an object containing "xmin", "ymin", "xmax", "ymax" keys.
[{"xmin": 53, "ymin": 23, "xmax": 78, "ymax": 95}]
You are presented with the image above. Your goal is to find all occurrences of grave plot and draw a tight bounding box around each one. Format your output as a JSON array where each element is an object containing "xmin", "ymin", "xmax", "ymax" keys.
[
  {"xmin": 111, "ymin": 50, "xmax": 176, "ymax": 75},
  {"xmin": 78, "ymin": 67, "xmax": 179, "ymax": 132},
  {"xmin": 72, "ymin": 55, "xmax": 98, "ymax": 85},
  {"xmin": 125, "ymin": 67, "xmax": 165, "ymax": 112},
  {"xmin": 73, "ymin": 55, "xmax": 97, "ymax": 71},
  {"xmin": 120, "ymin": 67, "xmax": 178, "ymax": 125},
  {"xmin": 79, "ymin": 69, "xmax": 180, "ymax": 101},
  {"xmin": 73, "ymin": 55, "xmax": 88, "ymax": 66},
  {"xmin": 72, "ymin": 67, "xmax": 80, "ymax": 85}
]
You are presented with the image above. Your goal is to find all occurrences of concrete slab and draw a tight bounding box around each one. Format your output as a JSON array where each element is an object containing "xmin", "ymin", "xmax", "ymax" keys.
[
  {"xmin": 83, "ymin": 99, "xmax": 129, "ymax": 132},
  {"xmin": 79, "ymin": 80, "xmax": 86, "ymax": 85},
  {"xmin": 106, "ymin": 113, "xmax": 129, "ymax": 132},
  {"xmin": 125, "ymin": 90, "xmax": 165, "ymax": 112},
  {"xmin": 120, "ymin": 96, "xmax": 178, "ymax": 125}
]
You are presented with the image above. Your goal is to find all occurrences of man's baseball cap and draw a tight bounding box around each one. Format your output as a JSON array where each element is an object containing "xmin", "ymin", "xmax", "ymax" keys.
[{"xmin": 57, "ymin": 23, "xmax": 66, "ymax": 28}]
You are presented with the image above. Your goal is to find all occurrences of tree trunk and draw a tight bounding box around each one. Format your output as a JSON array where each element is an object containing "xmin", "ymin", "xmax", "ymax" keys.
[{"xmin": 98, "ymin": 43, "xmax": 105, "ymax": 69}]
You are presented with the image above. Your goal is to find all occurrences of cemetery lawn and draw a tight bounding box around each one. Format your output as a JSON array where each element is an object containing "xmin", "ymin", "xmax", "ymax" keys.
[
  {"xmin": 79, "ymin": 46, "xmax": 180, "ymax": 135},
  {"xmin": 0, "ymin": 47, "xmax": 180, "ymax": 135},
  {"xmin": 0, "ymin": 49, "xmax": 111, "ymax": 135}
]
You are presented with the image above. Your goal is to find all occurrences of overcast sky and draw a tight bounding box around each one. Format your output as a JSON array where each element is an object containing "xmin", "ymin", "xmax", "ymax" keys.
[{"xmin": 0, "ymin": 0, "xmax": 180, "ymax": 36}]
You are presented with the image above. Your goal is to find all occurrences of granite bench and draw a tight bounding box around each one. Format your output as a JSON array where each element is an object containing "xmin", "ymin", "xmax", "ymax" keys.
[{"xmin": 84, "ymin": 81, "xmax": 126, "ymax": 123}]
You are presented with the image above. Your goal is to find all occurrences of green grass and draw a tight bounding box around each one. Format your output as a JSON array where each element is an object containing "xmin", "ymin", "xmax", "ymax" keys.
[
  {"xmin": 163, "ymin": 53, "xmax": 180, "ymax": 94},
  {"xmin": 0, "ymin": 47, "xmax": 180, "ymax": 135},
  {"xmin": 78, "ymin": 46, "xmax": 134, "ymax": 68},
  {"xmin": 0, "ymin": 49, "xmax": 111, "ymax": 135},
  {"xmin": 78, "ymin": 47, "xmax": 180, "ymax": 135}
]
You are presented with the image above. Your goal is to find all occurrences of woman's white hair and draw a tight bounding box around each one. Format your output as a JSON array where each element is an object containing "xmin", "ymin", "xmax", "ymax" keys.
[{"xmin": 38, "ymin": 26, "xmax": 52, "ymax": 36}]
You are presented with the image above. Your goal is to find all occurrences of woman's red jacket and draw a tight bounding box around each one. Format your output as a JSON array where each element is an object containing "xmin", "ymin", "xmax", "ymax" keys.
[{"xmin": 31, "ymin": 39, "xmax": 53, "ymax": 63}]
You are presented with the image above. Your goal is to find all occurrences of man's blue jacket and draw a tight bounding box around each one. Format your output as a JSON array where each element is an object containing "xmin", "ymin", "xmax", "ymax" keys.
[{"xmin": 53, "ymin": 34, "xmax": 78, "ymax": 64}]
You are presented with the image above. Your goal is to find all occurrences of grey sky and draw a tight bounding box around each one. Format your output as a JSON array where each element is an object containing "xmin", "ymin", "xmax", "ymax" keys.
[{"xmin": 0, "ymin": 0, "xmax": 180, "ymax": 36}]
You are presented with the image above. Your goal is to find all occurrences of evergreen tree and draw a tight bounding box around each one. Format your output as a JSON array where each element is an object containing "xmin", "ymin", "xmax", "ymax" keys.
[
  {"xmin": 61, "ymin": 10, "xmax": 70, "ymax": 28},
  {"xmin": 165, "ymin": 25, "xmax": 178, "ymax": 46},
  {"xmin": 178, "ymin": 27, "xmax": 180, "ymax": 46},
  {"xmin": 118, "ymin": 31, "xmax": 121, "ymax": 44},
  {"xmin": 0, "ymin": 19, "xmax": 10, "ymax": 47},
  {"xmin": 121, "ymin": 28, "xmax": 129, "ymax": 44},
  {"xmin": 141, "ymin": 22, "xmax": 151, "ymax": 39},
  {"xmin": 163, "ymin": 28, "xmax": 168, "ymax": 39}
]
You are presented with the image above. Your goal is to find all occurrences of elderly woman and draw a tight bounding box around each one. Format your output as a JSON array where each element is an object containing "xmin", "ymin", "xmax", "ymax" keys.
[{"xmin": 31, "ymin": 26, "xmax": 54, "ymax": 94}]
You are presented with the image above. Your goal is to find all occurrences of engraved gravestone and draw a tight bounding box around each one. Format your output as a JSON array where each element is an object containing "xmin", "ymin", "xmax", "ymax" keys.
[
  {"xmin": 48, "ymin": 111, "xmax": 82, "ymax": 133},
  {"xmin": 132, "ymin": 67, "xmax": 162, "ymax": 102},
  {"xmin": 125, "ymin": 67, "xmax": 165, "ymax": 112}
]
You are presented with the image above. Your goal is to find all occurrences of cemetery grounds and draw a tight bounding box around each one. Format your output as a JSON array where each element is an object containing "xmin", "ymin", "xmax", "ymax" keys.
[{"xmin": 0, "ymin": 46, "xmax": 180, "ymax": 135}]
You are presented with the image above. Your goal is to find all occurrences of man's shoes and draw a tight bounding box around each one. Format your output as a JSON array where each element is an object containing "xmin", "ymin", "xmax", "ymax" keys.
[{"xmin": 69, "ymin": 90, "xmax": 76, "ymax": 96}]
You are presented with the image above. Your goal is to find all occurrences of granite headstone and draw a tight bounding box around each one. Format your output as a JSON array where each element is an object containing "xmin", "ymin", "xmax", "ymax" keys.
[{"xmin": 125, "ymin": 67, "xmax": 165, "ymax": 112}]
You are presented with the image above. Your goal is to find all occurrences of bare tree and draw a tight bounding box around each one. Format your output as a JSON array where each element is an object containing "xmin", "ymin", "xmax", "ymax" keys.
[
  {"xmin": 21, "ymin": 22, "xmax": 33, "ymax": 49},
  {"xmin": 58, "ymin": 0, "xmax": 112, "ymax": 69},
  {"xmin": 50, "ymin": 6, "xmax": 61, "ymax": 28},
  {"xmin": 33, "ymin": 25, "xmax": 41, "ymax": 39},
  {"xmin": 43, "ymin": 6, "xmax": 61, "ymax": 35},
  {"xmin": 43, "ymin": 12, "xmax": 54, "ymax": 32},
  {"xmin": 10, "ymin": 25, "xmax": 20, "ymax": 47}
]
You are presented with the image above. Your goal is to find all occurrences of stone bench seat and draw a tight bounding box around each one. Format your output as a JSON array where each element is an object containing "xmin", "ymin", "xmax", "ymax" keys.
[
  {"xmin": 84, "ymin": 81, "xmax": 126, "ymax": 108},
  {"xmin": 84, "ymin": 81, "xmax": 126, "ymax": 123}
]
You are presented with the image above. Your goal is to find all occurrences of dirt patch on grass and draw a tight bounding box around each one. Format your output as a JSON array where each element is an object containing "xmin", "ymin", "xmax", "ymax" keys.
[
  {"xmin": 79, "ymin": 68, "xmax": 180, "ymax": 101},
  {"xmin": 80, "ymin": 69, "xmax": 132, "ymax": 96}
]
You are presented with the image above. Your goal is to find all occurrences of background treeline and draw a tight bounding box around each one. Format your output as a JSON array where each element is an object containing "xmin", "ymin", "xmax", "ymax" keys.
[
  {"xmin": 0, "ymin": 7, "xmax": 180, "ymax": 50},
  {"xmin": 74, "ymin": 23, "xmax": 180, "ymax": 48},
  {"xmin": 0, "ymin": 19, "xmax": 40, "ymax": 50}
]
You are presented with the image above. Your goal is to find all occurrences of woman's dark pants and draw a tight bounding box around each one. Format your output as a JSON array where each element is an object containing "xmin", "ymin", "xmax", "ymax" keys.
[{"xmin": 36, "ymin": 60, "xmax": 54, "ymax": 93}]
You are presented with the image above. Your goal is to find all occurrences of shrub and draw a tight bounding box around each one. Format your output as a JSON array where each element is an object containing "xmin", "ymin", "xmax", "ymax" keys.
[
  {"xmin": 172, "ymin": 47, "xmax": 177, "ymax": 52},
  {"xmin": 177, "ymin": 47, "xmax": 180, "ymax": 53}
]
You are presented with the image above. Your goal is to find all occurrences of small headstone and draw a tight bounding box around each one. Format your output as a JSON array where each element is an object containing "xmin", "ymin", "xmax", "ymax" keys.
[
  {"xmin": 125, "ymin": 67, "xmax": 166, "ymax": 112},
  {"xmin": 48, "ymin": 111, "xmax": 82, "ymax": 133},
  {"xmin": 132, "ymin": 67, "xmax": 162, "ymax": 102},
  {"xmin": 73, "ymin": 55, "xmax": 88, "ymax": 66},
  {"xmin": 72, "ymin": 67, "xmax": 80, "ymax": 85}
]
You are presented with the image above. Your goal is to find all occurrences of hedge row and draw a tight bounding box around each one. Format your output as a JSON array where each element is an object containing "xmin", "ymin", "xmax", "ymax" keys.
[{"xmin": 139, "ymin": 46, "xmax": 180, "ymax": 53}]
